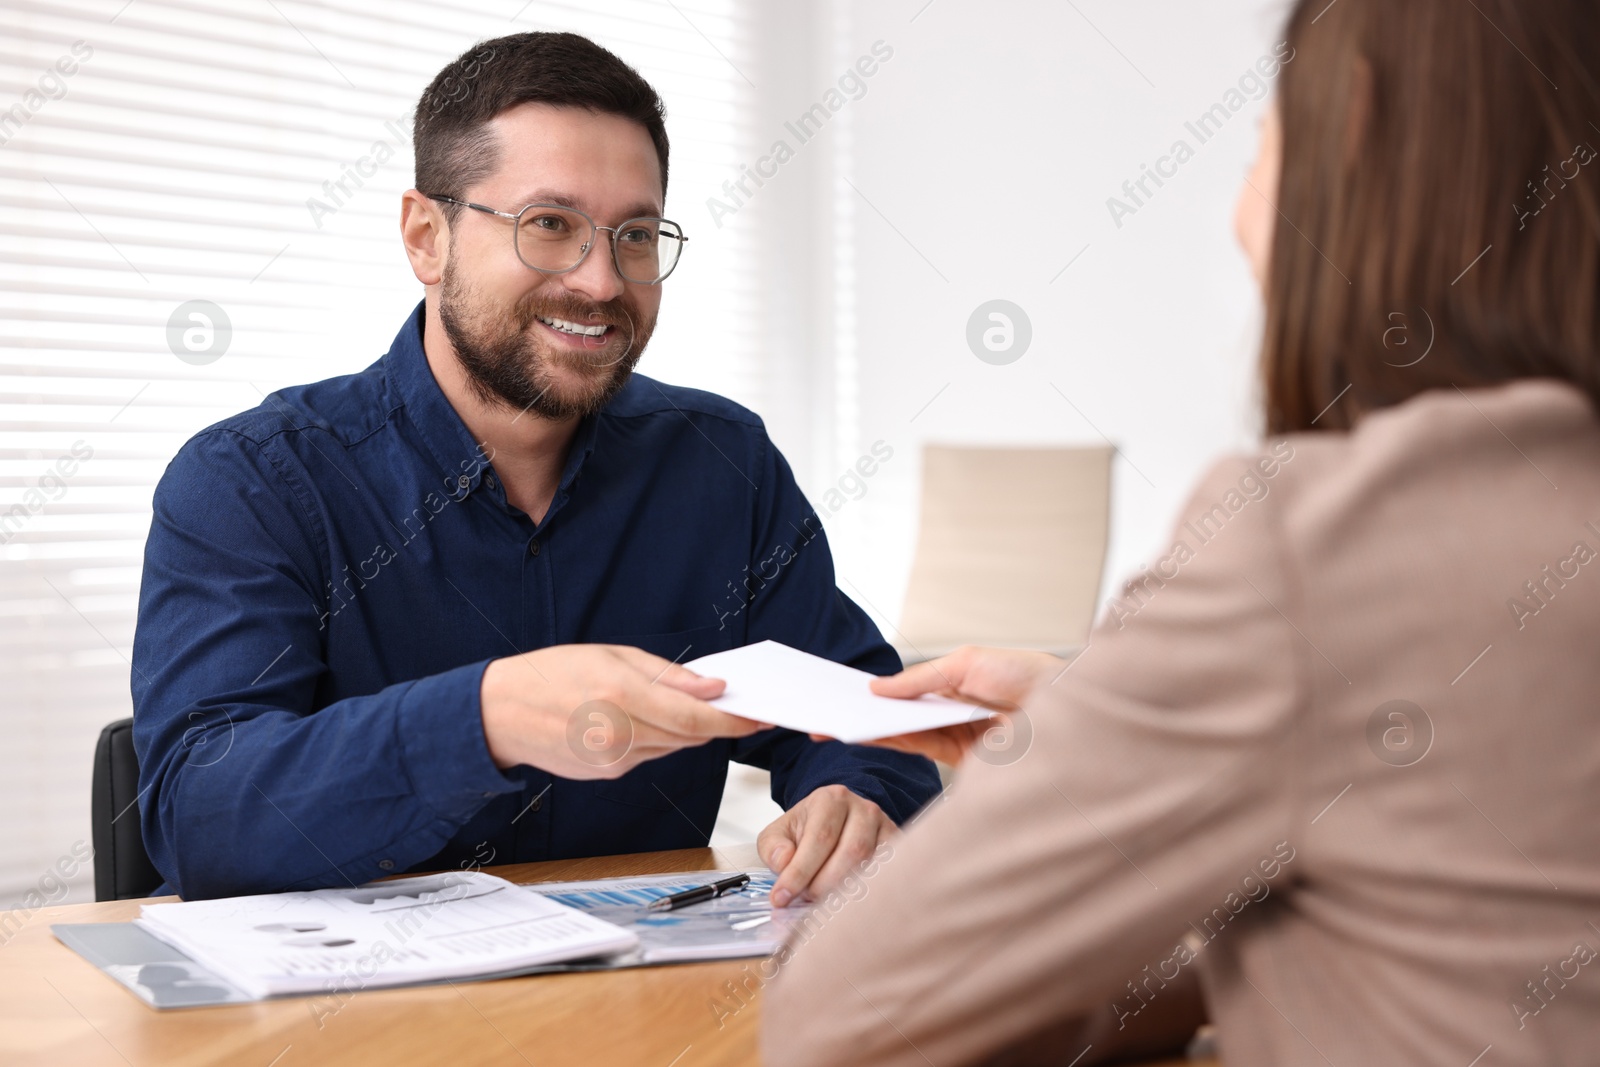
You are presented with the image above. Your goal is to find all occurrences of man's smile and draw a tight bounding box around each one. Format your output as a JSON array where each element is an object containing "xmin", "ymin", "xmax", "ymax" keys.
[{"xmin": 534, "ymin": 313, "xmax": 615, "ymax": 350}]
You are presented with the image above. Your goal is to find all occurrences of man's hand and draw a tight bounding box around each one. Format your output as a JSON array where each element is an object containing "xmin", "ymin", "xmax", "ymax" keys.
[
  {"xmin": 480, "ymin": 644, "xmax": 767, "ymax": 779},
  {"xmin": 863, "ymin": 645, "xmax": 1063, "ymax": 767},
  {"xmin": 758, "ymin": 784, "xmax": 896, "ymax": 908}
]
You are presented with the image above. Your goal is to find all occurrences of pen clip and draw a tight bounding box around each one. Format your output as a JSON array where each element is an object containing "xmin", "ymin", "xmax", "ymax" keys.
[{"xmin": 711, "ymin": 874, "xmax": 751, "ymax": 897}]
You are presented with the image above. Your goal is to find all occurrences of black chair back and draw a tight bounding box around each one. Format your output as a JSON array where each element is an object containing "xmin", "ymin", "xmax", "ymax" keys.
[{"xmin": 91, "ymin": 718, "xmax": 163, "ymax": 901}]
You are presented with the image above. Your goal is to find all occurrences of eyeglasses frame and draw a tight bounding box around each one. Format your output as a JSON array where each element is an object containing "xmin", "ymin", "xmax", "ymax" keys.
[{"xmin": 423, "ymin": 193, "xmax": 688, "ymax": 285}]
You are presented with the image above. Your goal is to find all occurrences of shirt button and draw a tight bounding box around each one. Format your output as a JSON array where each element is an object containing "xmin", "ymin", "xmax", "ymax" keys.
[
  {"xmin": 377, "ymin": 859, "xmax": 395, "ymax": 871},
  {"xmin": 457, "ymin": 474, "xmax": 471, "ymax": 491},
  {"xmin": 485, "ymin": 472, "xmax": 498, "ymax": 490},
  {"xmin": 528, "ymin": 540, "xmax": 540, "ymax": 556}
]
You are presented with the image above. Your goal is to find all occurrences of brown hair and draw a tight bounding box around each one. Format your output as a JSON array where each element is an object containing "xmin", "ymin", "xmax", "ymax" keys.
[
  {"xmin": 412, "ymin": 32, "xmax": 670, "ymax": 218},
  {"xmin": 1263, "ymin": 0, "xmax": 1600, "ymax": 433}
]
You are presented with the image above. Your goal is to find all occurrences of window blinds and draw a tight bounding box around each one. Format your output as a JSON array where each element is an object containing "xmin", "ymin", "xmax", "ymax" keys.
[{"xmin": 0, "ymin": 0, "xmax": 760, "ymax": 901}]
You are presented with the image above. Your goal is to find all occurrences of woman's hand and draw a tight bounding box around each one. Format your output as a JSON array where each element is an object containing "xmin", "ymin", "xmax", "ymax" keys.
[{"xmin": 862, "ymin": 646, "xmax": 1063, "ymax": 766}]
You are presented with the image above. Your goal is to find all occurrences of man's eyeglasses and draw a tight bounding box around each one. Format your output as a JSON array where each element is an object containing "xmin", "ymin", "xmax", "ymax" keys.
[{"xmin": 424, "ymin": 194, "xmax": 687, "ymax": 285}]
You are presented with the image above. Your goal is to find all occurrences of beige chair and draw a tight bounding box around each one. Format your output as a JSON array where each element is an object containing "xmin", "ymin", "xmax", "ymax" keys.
[{"xmin": 895, "ymin": 444, "xmax": 1112, "ymax": 662}]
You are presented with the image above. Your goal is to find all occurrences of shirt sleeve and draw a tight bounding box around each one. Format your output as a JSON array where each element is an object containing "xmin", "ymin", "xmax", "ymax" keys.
[
  {"xmin": 761, "ymin": 454, "xmax": 1307, "ymax": 1067},
  {"xmin": 726, "ymin": 435, "xmax": 942, "ymax": 825},
  {"xmin": 131, "ymin": 430, "xmax": 520, "ymax": 900}
]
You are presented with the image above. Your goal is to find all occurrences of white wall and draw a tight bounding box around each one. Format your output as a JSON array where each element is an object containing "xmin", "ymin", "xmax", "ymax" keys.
[{"xmin": 786, "ymin": 0, "xmax": 1293, "ymax": 635}]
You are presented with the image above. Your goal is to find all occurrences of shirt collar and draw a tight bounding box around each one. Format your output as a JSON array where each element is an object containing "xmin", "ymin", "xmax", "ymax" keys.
[{"xmin": 383, "ymin": 300, "xmax": 602, "ymax": 504}]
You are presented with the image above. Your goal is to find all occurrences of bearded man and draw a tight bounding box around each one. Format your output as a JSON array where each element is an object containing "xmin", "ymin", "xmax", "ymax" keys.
[{"xmin": 131, "ymin": 32, "xmax": 938, "ymax": 902}]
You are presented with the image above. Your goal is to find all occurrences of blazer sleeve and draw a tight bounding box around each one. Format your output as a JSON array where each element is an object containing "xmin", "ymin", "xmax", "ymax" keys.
[{"xmin": 761, "ymin": 453, "xmax": 1309, "ymax": 1067}]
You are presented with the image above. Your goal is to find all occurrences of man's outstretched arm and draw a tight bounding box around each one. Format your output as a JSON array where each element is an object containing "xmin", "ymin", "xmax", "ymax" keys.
[
  {"xmin": 133, "ymin": 429, "xmax": 523, "ymax": 899},
  {"xmin": 134, "ymin": 430, "xmax": 761, "ymax": 899}
]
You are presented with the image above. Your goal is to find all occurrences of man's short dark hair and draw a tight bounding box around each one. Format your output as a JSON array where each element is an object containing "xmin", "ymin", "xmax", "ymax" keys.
[{"xmin": 413, "ymin": 32, "xmax": 670, "ymax": 215}]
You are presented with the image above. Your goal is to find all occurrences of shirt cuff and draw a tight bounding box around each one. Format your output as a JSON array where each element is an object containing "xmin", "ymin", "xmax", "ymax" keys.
[{"xmin": 396, "ymin": 658, "xmax": 520, "ymax": 823}]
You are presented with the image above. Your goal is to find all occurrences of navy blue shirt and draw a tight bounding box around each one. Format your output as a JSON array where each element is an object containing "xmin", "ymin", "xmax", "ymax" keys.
[{"xmin": 131, "ymin": 302, "xmax": 939, "ymax": 900}]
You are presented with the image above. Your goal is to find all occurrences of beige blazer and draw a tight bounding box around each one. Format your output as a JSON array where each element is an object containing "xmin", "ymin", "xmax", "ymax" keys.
[{"xmin": 762, "ymin": 381, "xmax": 1600, "ymax": 1067}]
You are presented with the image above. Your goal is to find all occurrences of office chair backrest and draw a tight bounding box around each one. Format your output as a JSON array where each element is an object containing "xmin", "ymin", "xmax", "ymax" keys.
[
  {"xmin": 898, "ymin": 444, "xmax": 1112, "ymax": 659},
  {"xmin": 91, "ymin": 717, "xmax": 163, "ymax": 901}
]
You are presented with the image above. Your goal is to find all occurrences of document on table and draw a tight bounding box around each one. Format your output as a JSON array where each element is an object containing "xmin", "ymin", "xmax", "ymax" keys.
[
  {"xmin": 129, "ymin": 871, "xmax": 637, "ymax": 1000},
  {"xmin": 54, "ymin": 871, "xmax": 788, "ymax": 1009},
  {"xmin": 684, "ymin": 640, "xmax": 984, "ymax": 743},
  {"xmin": 519, "ymin": 868, "xmax": 801, "ymax": 967}
]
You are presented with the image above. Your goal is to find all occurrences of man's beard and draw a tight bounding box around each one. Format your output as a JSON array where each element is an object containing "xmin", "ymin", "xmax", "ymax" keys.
[{"xmin": 437, "ymin": 259, "xmax": 653, "ymax": 421}]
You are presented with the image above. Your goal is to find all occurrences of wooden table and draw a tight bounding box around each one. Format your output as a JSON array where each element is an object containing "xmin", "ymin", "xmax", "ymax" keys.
[{"xmin": 0, "ymin": 845, "xmax": 1206, "ymax": 1067}]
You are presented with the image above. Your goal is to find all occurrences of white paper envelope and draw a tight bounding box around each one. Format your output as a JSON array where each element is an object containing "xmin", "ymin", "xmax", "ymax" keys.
[{"xmin": 686, "ymin": 640, "xmax": 983, "ymax": 743}]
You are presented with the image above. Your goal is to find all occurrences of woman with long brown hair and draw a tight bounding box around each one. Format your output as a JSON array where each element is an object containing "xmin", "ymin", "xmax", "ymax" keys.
[{"xmin": 762, "ymin": 0, "xmax": 1600, "ymax": 1063}]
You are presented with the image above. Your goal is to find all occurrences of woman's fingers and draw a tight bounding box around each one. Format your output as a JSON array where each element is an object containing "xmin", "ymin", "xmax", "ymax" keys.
[
  {"xmin": 868, "ymin": 654, "xmax": 966, "ymax": 699},
  {"xmin": 862, "ymin": 724, "xmax": 983, "ymax": 766},
  {"xmin": 872, "ymin": 646, "xmax": 1062, "ymax": 709}
]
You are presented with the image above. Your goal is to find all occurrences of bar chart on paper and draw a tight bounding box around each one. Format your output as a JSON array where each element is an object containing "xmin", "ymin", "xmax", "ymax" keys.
[
  {"xmin": 536, "ymin": 870, "xmax": 773, "ymax": 910},
  {"xmin": 521, "ymin": 869, "xmax": 800, "ymax": 964}
]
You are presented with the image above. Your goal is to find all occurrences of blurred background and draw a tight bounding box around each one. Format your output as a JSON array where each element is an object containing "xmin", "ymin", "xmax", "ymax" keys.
[{"xmin": 1, "ymin": 0, "xmax": 1283, "ymax": 904}]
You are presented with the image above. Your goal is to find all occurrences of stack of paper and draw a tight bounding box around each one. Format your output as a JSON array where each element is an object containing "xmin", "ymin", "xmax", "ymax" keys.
[{"xmin": 134, "ymin": 871, "xmax": 637, "ymax": 999}]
